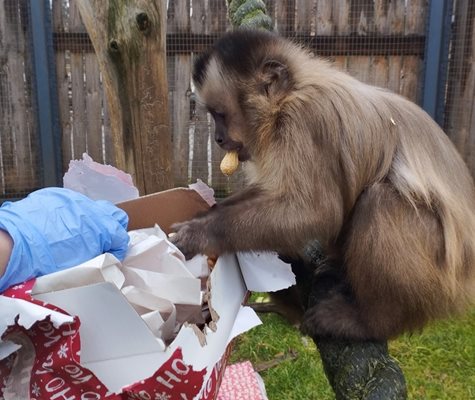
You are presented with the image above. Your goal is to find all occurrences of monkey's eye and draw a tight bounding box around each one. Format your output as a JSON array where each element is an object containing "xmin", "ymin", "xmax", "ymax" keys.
[{"xmin": 209, "ymin": 109, "xmax": 226, "ymax": 122}]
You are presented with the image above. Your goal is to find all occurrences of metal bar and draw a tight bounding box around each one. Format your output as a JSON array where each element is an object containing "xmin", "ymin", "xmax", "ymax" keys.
[
  {"xmin": 422, "ymin": 0, "xmax": 453, "ymax": 126},
  {"xmin": 30, "ymin": 0, "xmax": 62, "ymax": 187},
  {"xmin": 53, "ymin": 32, "xmax": 427, "ymax": 57}
]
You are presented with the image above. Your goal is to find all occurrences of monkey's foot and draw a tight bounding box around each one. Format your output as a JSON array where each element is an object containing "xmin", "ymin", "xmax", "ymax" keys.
[{"xmin": 301, "ymin": 293, "xmax": 371, "ymax": 340}]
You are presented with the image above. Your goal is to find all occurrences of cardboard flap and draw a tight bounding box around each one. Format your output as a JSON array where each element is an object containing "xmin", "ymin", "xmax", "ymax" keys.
[{"xmin": 117, "ymin": 188, "xmax": 210, "ymax": 233}]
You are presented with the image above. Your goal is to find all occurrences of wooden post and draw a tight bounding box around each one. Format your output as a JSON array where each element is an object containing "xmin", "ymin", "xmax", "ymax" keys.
[{"xmin": 75, "ymin": 0, "xmax": 172, "ymax": 195}]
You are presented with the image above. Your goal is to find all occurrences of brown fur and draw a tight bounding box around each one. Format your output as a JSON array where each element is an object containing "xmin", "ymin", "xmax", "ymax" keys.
[{"xmin": 172, "ymin": 30, "xmax": 475, "ymax": 340}]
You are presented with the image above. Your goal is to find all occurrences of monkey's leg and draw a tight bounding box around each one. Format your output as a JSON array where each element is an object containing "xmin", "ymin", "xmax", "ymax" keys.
[
  {"xmin": 248, "ymin": 249, "xmax": 326, "ymax": 327},
  {"xmin": 296, "ymin": 241, "xmax": 407, "ymax": 400},
  {"xmin": 343, "ymin": 182, "xmax": 446, "ymax": 339},
  {"xmin": 248, "ymin": 287, "xmax": 305, "ymax": 327},
  {"xmin": 299, "ymin": 250, "xmax": 372, "ymax": 340},
  {"xmin": 303, "ymin": 182, "xmax": 446, "ymax": 340}
]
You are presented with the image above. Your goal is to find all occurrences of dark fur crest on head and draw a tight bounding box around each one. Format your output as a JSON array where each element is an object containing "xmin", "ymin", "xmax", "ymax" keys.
[{"xmin": 193, "ymin": 30, "xmax": 280, "ymax": 89}]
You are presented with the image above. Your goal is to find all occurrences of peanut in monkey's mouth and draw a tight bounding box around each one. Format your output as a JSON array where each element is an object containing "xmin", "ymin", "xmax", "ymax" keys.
[
  {"xmin": 220, "ymin": 147, "xmax": 250, "ymax": 176},
  {"xmin": 219, "ymin": 143, "xmax": 250, "ymax": 162}
]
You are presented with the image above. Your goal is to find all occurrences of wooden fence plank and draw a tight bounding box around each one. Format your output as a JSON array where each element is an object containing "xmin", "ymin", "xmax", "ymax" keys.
[
  {"xmin": 466, "ymin": 26, "xmax": 475, "ymax": 172},
  {"xmin": 190, "ymin": 0, "xmax": 209, "ymax": 185},
  {"xmin": 14, "ymin": 1, "xmax": 38, "ymax": 193},
  {"xmin": 333, "ymin": 0, "xmax": 350, "ymax": 69},
  {"xmin": 169, "ymin": 0, "xmax": 191, "ymax": 186},
  {"xmin": 401, "ymin": 0, "xmax": 427, "ymax": 102},
  {"xmin": 102, "ymin": 85, "xmax": 114, "ymax": 165},
  {"xmin": 372, "ymin": 56, "xmax": 389, "ymax": 88},
  {"xmin": 208, "ymin": 0, "xmax": 227, "ymax": 34},
  {"xmin": 296, "ymin": 0, "xmax": 315, "ymax": 35},
  {"xmin": 374, "ymin": 0, "xmax": 388, "ymax": 34},
  {"xmin": 334, "ymin": 0, "xmax": 350, "ymax": 35},
  {"xmin": 69, "ymin": 0, "xmax": 87, "ymax": 159},
  {"xmin": 52, "ymin": 0, "xmax": 72, "ymax": 172},
  {"xmin": 265, "ymin": 0, "xmax": 276, "ymax": 29},
  {"xmin": 387, "ymin": 0, "xmax": 405, "ymax": 94},
  {"xmin": 0, "ymin": 0, "xmax": 38, "ymax": 196},
  {"xmin": 468, "ymin": 29, "xmax": 475, "ymax": 172},
  {"xmin": 347, "ymin": 1, "xmax": 372, "ymax": 83},
  {"xmin": 84, "ymin": 54, "xmax": 102, "ymax": 162},
  {"xmin": 276, "ymin": 0, "xmax": 296, "ymax": 35},
  {"xmin": 372, "ymin": 0, "xmax": 389, "ymax": 88},
  {"xmin": 208, "ymin": 1, "xmax": 230, "ymax": 190},
  {"xmin": 316, "ymin": 0, "xmax": 334, "ymax": 35},
  {"xmin": 190, "ymin": 0, "xmax": 206, "ymax": 33},
  {"xmin": 445, "ymin": 0, "xmax": 475, "ymax": 170},
  {"xmin": 191, "ymin": 102, "xmax": 209, "ymax": 184},
  {"xmin": 350, "ymin": 0, "xmax": 374, "ymax": 35}
]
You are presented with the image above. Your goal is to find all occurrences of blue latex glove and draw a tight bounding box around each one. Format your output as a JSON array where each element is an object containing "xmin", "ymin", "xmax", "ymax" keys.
[{"xmin": 0, "ymin": 187, "xmax": 129, "ymax": 292}]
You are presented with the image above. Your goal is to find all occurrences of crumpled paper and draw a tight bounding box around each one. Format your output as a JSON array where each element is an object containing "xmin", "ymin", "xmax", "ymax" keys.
[
  {"xmin": 31, "ymin": 225, "xmax": 206, "ymax": 346},
  {"xmin": 63, "ymin": 153, "xmax": 139, "ymax": 203},
  {"xmin": 237, "ymin": 252, "xmax": 296, "ymax": 292}
]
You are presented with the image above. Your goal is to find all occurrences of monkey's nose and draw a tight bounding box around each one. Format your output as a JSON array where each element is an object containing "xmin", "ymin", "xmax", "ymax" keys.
[{"xmin": 215, "ymin": 136, "xmax": 224, "ymax": 145}]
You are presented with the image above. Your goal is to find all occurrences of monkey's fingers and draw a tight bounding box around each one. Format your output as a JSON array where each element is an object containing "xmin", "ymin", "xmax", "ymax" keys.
[
  {"xmin": 207, "ymin": 255, "xmax": 218, "ymax": 269},
  {"xmin": 220, "ymin": 151, "xmax": 239, "ymax": 176},
  {"xmin": 169, "ymin": 221, "xmax": 186, "ymax": 233}
]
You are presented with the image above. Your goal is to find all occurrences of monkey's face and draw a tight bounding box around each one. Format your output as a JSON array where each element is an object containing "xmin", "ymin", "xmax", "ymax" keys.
[
  {"xmin": 201, "ymin": 77, "xmax": 251, "ymax": 162},
  {"xmin": 192, "ymin": 31, "xmax": 293, "ymax": 163},
  {"xmin": 194, "ymin": 62, "xmax": 252, "ymax": 162}
]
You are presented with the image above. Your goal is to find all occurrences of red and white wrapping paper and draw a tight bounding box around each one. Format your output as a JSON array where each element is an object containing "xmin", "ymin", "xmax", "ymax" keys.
[{"xmin": 0, "ymin": 251, "xmax": 261, "ymax": 400}]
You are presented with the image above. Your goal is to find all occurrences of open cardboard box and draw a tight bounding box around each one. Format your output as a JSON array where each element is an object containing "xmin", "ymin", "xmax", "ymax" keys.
[{"xmin": 0, "ymin": 188, "xmax": 264, "ymax": 400}]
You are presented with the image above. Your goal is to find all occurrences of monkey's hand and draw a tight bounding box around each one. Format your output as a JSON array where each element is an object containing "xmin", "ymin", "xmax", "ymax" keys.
[{"xmin": 170, "ymin": 217, "xmax": 215, "ymax": 260}]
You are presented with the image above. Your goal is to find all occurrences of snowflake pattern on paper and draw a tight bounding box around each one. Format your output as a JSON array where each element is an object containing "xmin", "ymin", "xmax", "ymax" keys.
[
  {"xmin": 155, "ymin": 392, "xmax": 171, "ymax": 400},
  {"xmin": 57, "ymin": 343, "xmax": 69, "ymax": 358},
  {"xmin": 31, "ymin": 382, "xmax": 41, "ymax": 397}
]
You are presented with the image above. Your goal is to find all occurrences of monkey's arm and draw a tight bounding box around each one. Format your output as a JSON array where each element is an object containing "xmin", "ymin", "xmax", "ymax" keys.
[{"xmin": 170, "ymin": 185, "xmax": 342, "ymax": 259}]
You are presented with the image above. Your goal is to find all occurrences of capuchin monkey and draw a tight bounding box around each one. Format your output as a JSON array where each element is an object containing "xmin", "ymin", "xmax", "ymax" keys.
[{"xmin": 171, "ymin": 29, "xmax": 475, "ymax": 341}]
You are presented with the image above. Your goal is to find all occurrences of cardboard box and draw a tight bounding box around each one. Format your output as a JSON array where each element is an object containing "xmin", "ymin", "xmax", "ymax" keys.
[{"xmin": 0, "ymin": 188, "xmax": 261, "ymax": 400}]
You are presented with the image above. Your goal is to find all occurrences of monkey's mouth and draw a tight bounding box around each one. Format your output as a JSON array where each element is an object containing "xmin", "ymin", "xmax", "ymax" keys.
[
  {"xmin": 219, "ymin": 142, "xmax": 250, "ymax": 162},
  {"xmin": 237, "ymin": 147, "xmax": 250, "ymax": 162}
]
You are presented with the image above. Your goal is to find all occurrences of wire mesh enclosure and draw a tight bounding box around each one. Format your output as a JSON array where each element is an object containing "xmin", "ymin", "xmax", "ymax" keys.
[{"xmin": 0, "ymin": 1, "xmax": 474, "ymax": 200}]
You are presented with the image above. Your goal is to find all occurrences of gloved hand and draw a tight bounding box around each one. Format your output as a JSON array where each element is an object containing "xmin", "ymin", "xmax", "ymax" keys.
[{"xmin": 0, "ymin": 187, "xmax": 129, "ymax": 292}]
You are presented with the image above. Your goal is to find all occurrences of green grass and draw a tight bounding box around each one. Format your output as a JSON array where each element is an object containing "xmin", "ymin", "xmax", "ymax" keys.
[{"xmin": 230, "ymin": 298, "xmax": 475, "ymax": 400}]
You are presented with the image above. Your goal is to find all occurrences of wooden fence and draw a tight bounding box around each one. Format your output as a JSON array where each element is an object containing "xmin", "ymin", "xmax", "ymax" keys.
[{"xmin": 1, "ymin": 0, "xmax": 475, "ymax": 198}]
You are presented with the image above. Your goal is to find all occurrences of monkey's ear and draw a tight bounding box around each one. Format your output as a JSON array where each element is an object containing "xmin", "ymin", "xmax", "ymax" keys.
[{"xmin": 260, "ymin": 60, "xmax": 291, "ymax": 97}]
